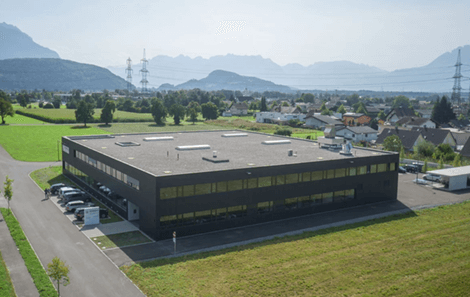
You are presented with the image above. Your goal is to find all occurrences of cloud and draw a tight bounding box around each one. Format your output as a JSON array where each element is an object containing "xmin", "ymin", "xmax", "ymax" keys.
[{"xmin": 215, "ymin": 20, "xmax": 246, "ymax": 35}]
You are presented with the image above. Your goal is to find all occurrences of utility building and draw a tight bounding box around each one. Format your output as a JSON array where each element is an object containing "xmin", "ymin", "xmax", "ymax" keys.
[{"xmin": 61, "ymin": 130, "xmax": 399, "ymax": 240}]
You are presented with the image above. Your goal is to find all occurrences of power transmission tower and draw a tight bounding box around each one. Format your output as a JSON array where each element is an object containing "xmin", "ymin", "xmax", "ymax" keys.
[
  {"xmin": 140, "ymin": 49, "xmax": 149, "ymax": 94},
  {"xmin": 125, "ymin": 57, "xmax": 133, "ymax": 94},
  {"xmin": 451, "ymin": 49, "xmax": 462, "ymax": 105}
]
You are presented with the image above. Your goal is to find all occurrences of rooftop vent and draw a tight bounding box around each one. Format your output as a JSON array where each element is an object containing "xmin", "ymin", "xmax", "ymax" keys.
[
  {"xmin": 176, "ymin": 145, "xmax": 211, "ymax": 151},
  {"xmin": 262, "ymin": 140, "xmax": 291, "ymax": 145},
  {"xmin": 222, "ymin": 133, "xmax": 248, "ymax": 137},
  {"xmin": 115, "ymin": 141, "xmax": 140, "ymax": 147},
  {"xmin": 144, "ymin": 136, "xmax": 174, "ymax": 141}
]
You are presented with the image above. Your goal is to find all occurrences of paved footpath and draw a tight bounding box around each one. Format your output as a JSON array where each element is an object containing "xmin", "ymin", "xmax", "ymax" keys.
[
  {"xmin": 0, "ymin": 145, "xmax": 144, "ymax": 297},
  {"xmin": 0, "ymin": 199, "xmax": 39, "ymax": 297}
]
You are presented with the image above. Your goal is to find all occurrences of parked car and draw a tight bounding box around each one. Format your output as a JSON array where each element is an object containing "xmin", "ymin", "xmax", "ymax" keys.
[
  {"xmin": 58, "ymin": 187, "xmax": 79, "ymax": 199},
  {"xmin": 74, "ymin": 208, "xmax": 109, "ymax": 220},
  {"xmin": 405, "ymin": 164, "xmax": 418, "ymax": 173},
  {"xmin": 398, "ymin": 166, "xmax": 406, "ymax": 173},
  {"xmin": 49, "ymin": 183, "xmax": 67, "ymax": 195},
  {"xmin": 63, "ymin": 192, "xmax": 91, "ymax": 203},
  {"xmin": 423, "ymin": 173, "xmax": 441, "ymax": 182},
  {"xmin": 99, "ymin": 186, "xmax": 112, "ymax": 196},
  {"xmin": 413, "ymin": 178, "xmax": 428, "ymax": 185},
  {"xmin": 65, "ymin": 201, "xmax": 95, "ymax": 212}
]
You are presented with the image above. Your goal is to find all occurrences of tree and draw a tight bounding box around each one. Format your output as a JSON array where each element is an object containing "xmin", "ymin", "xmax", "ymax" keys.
[
  {"xmin": 392, "ymin": 95, "xmax": 412, "ymax": 109},
  {"xmin": 151, "ymin": 98, "xmax": 167, "ymax": 126},
  {"xmin": 423, "ymin": 159, "xmax": 428, "ymax": 173},
  {"xmin": 337, "ymin": 104, "xmax": 347, "ymax": 114},
  {"xmin": 438, "ymin": 158, "xmax": 444, "ymax": 169},
  {"xmin": 383, "ymin": 135, "xmax": 402, "ymax": 152},
  {"xmin": 413, "ymin": 141, "xmax": 435, "ymax": 158},
  {"xmin": 187, "ymin": 108, "xmax": 198, "ymax": 124},
  {"xmin": 52, "ymin": 96, "xmax": 62, "ymax": 108},
  {"xmin": 369, "ymin": 118, "xmax": 378, "ymax": 130},
  {"xmin": 377, "ymin": 110, "xmax": 386, "ymax": 121},
  {"xmin": 17, "ymin": 94, "xmax": 29, "ymax": 108},
  {"xmin": 201, "ymin": 102, "xmax": 219, "ymax": 120},
  {"xmin": 300, "ymin": 93, "xmax": 315, "ymax": 103},
  {"xmin": 3, "ymin": 176, "xmax": 13, "ymax": 211},
  {"xmin": 100, "ymin": 100, "xmax": 116, "ymax": 125},
  {"xmin": 433, "ymin": 143, "xmax": 455, "ymax": 161},
  {"xmin": 400, "ymin": 146, "xmax": 405, "ymax": 161},
  {"xmin": 281, "ymin": 101, "xmax": 290, "ymax": 107},
  {"xmin": 75, "ymin": 100, "xmax": 95, "ymax": 127},
  {"xmin": 432, "ymin": 96, "xmax": 455, "ymax": 124},
  {"xmin": 458, "ymin": 114, "xmax": 466, "ymax": 121},
  {"xmin": 453, "ymin": 154, "xmax": 462, "ymax": 167},
  {"xmin": 0, "ymin": 95, "xmax": 15, "ymax": 124},
  {"xmin": 169, "ymin": 104, "xmax": 186, "ymax": 125},
  {"xmin": 260, "ymin": 96, "xmax": 268, "ymax": 111},
  {"xmin": 47, "ymin": 257, "xmax": 70, "ymax": 297}
]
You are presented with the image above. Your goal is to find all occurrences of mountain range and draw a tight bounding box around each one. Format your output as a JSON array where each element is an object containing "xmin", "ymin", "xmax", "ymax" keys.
[
  {"xmin": 109, "ymin": 46, "xmax": 470, "ymax": 93},
  {"xmin": 0, "ymin": 22, "xmax": 60, "ymax": 60}
]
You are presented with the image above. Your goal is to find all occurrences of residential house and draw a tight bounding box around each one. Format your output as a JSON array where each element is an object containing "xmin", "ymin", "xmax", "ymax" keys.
[
  {"xmin": 416, "ymin": 109, "xmax": 432, "ymax": 119},
  {"xmin": 305, "ymin": 113, "xmax": 344, "ymax": 129},
  {"xmin": 451, "ymin": 132, "xmax": 470, "ymax": 152},
  {"xmin": 229, "ymin": 102, "xmax": 249, "ymax": 115},
  {"xmin": 256, "ymin": 112, "xmax": 306, "ymax": 124},
  {"xmin": 385, "ymin": 106, "xmax": 416, "ymax": 124},
  {"xmin": 336, "ymin": 126, "xmax": 378, "ymax": 143},
  {"xmin": 411, "ymin": 127, "xmax": 456, "ymax": 149},
  {"xmin": 395, "ymin": 117, "xmax": 436, "ymax": 129},
  {"xmin": 343, "ymin": 113, "xmax": 371, "ymax": 126},
  {"xmin": 459, "ymin": 138, "xmax": 470, "ymax": 158},
  {"xmin": 376, "ymin": 128, "xmax": 425, "ymax": 151}
]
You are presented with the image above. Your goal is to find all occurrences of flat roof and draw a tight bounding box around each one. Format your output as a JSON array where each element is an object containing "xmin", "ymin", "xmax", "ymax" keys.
[
  {"xmin": 65, "ymin": 130, "xmax": 393, "ymax": 177},
  {"xmin": 428, "ymin": 166, "xmax": 470, "ymax": 177}
]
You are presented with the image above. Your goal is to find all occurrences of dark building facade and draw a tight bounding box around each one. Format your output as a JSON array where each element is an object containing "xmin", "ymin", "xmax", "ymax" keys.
[{"xmin": 62, "ymin": 131, "xmax": 399, "ymax": 240}]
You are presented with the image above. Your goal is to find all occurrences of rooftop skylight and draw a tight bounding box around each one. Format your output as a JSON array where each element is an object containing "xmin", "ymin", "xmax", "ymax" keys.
[
  {"xmin": 143, "ymin": 136, "xmax": 174, "ymax": 141},
  {"xmin": 176, "ymin": 145, "xmax": 211, "ymax": 151},
  {"xmin": 262, "ymin": 140, "xmax": 291, "ymax": 145}
]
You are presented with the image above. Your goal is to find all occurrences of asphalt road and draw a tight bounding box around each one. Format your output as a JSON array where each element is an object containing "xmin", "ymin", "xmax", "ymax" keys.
[{"xmin": 0, "ymin": 145, "xmax": 144, "ymax": 297}]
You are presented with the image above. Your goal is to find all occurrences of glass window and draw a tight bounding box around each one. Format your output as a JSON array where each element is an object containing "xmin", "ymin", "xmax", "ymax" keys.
[
  {"xmin": 370, "ymin": 164, "xmax": 377, "ymax": 173},
  {"xmin": 160, "ymin": 187, "xmax": 177, "ymax": 199},
  {"xmin": 285, "ymin": 174, "xmax": 299, "ymax": 184},
  {"xmin": 258, "ymin": 176, "xmax": 272, "ymax": 187},
  {"xmin": 312, "ymin": 193, "xmax": 322, "ymax": 203},
  {"xmin": 195, "ymin": 210, "xmax": 211, "ymax": 218},
  {"xmin": 217, "ymin": 181, "xmax": 227, "ymax": 193},
  {"xmin": 345, "ymin": 189, "xmax": 355, "ymax": 199},
  {"xmin": 326, "ymin": 169, "xmax": 335, "ymax": 179},
  {"xmin": 195, "ymin": 183, "xmax": 211, "ymax": 195},
  {"xmin": 116, "ymin": 170, "xmax": 122, "ymax": 181},
  {"xmin": 276, "ymin": 175, "xmax": 285, "ymax": 185},
  {"xmin": 357, "ymin": 166, "xmax": 367, "ymax": 175},
  {"xmin": 182, "ymin": 212, "xmax": 194, "ymax": 219},
  {"xmin": 311, "ymin": 171, "xmax": 323, "ymax": 181},
  {"xmin": 183, "ymin": 185, "xmax": 195, "ymax": 197},
  {"xmin": 106, "ymin": 165, "xmax": 111, "ymax": 175},
  {"xmin": 322, "ymin": 192, "xmax": 333, "ymax": 203},
  {"xmin": 246, "ymin": 178, "xmax": 258, "ymax": 189},
  {"xmin": 298, "ymin": 196, "xmax": 310, "ymax": 202},
  {"xmin": 215, "ymin": 207, "xmax": 226, "ymax": 217},
  {"xmin": 334, "ymin": 190, "xmax": 345, "ymax": 197},
  {"xmin": 177, "ymin": 186, "xmax": 183, "ymax": 197},
  {"xmin": 390, "ymin": 162, "xmax": 396, "ymax": 171},
  {"xmin": 377, "ymin": 163, "xmax": 387, "ymax": 172},
  {"xmin": 285, "ymin": 197, "xmax": 298, "ymax": 205},
  {"xmin": 257, "ymin": 201, "xmax": 273, "ymax": 208},
  {"xmin": 335, "ymin": 168, "xmax": 346, "ymax": 178},
  {"xmin": 301, "ymin": 172, "xmax": 311, "ymax": 182},
  {"xmin": 227, "ymin": 180, "xmax": 243, "ymax": 191},
  {"xmin": 349, "ymin": 167, "xmax": 357, "ymax": 176}
]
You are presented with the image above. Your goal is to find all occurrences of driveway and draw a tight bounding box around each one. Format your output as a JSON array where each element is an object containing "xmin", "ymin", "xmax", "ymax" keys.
[{"xmin": 0, "ymin": 145, "xmax": 144, "ymax": 297}]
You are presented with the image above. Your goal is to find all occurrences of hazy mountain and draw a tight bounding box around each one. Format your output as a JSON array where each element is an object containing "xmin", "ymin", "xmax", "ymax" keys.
[
  {"xmin": 0, "ymin": 22, "xmax": 60, "ymax": 60},
  {"xmin": 159, "ymin": 70, "xmax": 292, "ymax": 92},
  {"xmin": 109, "ymin": 46, "xmax": 470, "ymax": 92},
  {"xmin": 0, "ymin": 58, "xmax": 130, "ymax": 91}
]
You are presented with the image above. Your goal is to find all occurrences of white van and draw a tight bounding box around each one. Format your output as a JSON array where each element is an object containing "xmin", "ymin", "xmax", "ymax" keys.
[{"xmin": 58, "ymin": 187, "xmax": 82, "ymax": 199}]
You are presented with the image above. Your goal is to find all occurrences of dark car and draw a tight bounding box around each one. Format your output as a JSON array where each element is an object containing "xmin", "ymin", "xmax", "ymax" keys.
[
  {"xmin": 63, "ymin": 192, "xmax": 91, "ymax": 203},
  {"xmin": 405, "ymin": 164, "xmax": 418, "ymax": 173},
  {"xmin": 398, "ymin": 166, "xmax": 406, "ymax": 173},
  {"xmin": 49, "ymin": 183, "xmax": 67, "ymax": 195},
  {"xmin": 74, "ymin": 208, "xmax": 109, "ymax": 220}
]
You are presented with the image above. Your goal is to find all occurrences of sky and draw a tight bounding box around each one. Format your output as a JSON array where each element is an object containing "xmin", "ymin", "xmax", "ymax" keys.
[{"xmin": 2, "ymin": 0, "xmax": 469, "ymax": 71}]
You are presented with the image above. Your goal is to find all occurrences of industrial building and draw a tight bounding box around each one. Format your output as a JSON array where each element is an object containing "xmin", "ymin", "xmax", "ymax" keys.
[{"xmin": 61, "ymin": 130, "xmax": 399, "ymax": 240}]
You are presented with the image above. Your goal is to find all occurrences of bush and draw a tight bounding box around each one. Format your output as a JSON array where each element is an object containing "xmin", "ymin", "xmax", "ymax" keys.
[
  {"xmin": 38, "ymin": 102, "xmax": 44, "ymax": 108},
  {"xmin": 43, "ymin": 103, "xmax": 54, "ymax": 109},
  {"xmin": 274, "ymin": 127, "xmax": 292, "ymax": 136}
]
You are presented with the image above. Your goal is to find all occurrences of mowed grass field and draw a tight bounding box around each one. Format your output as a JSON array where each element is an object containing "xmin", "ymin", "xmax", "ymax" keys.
[
  {"xmin": 0, "ymin": 125, "xmax": 109, "ymax": 161},
  {"xmin": 2, "ymin": 112, "xmax": 46, "ymax": 124},
  {"xmin": 95, "ymin": 122, "xmax": 225, "ymax": 134},
  {"xmin": 122, "ymin": 202, "xmax": 470, "ymax": 297}
]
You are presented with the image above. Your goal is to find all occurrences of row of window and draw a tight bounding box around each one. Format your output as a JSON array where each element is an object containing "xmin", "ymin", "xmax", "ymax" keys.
[
  {"xmin": 159, "ymin": 189, "xmax": 355, "ymax": 228},
  {"xmin": 160, "ymin": 163, "xmax": 395, "ymax": 199},
  {"xmin": 75, "ymin": 151, "xmax": 140, "ymax": 190}
]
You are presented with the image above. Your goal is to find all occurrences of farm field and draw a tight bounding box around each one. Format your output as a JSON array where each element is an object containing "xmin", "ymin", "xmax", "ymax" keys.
[
  {"xmin": 122, "ymin": 201, "xmax": 470, "ymax": 297},
  {"xmin": 0, "ymin": 125, "xmax": 109, "ymax": 161}
]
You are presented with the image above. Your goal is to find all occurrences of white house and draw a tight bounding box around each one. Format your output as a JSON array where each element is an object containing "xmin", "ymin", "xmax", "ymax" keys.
[
  {"xmin": 336, "ymin": 126, "xmax": 378, "ymax": 143},
  {"xmin": 256, "ymin": 112, "xmax": 306, "ymax": 123},
  {"xmin": 304, "ymin": 114, "xmax": 344, "ymax": 129},
  {"xmin": 229, "ymin": 102, "xmax": 249, "ymax": 115},
  {"xmin": 395, "ymin": 117, "xmax": 436, "ymax": 129}
]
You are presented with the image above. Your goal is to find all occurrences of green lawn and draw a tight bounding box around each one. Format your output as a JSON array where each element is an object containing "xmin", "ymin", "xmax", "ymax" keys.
[
  {"xmin": 0, "ymin": 250, "xmax": 16, "ymax": 297},
  {"xmin": 30, "ymin": 166, "xmax": 123, "ymax": 224},
  {"xmin": 2, "ymin": 113, "xmax": 46, "ymax": 125},
  {"xmin": 0, "ymin": 209, "xmax": 57, "ymax": 297},
  {"xmin": 122, "ymin": 201, "xmax": 470, "ymax": 297},
  {"xmin": 91, "ymin": 231, "xmax": 151, "ymax": 250},
  {"xmin": 0, "ymin": 125, "xmax": 109, "ymax": 162},
  {"xmin": 291, "ymin": 131, "xmax": 324, "ymax": 140}
]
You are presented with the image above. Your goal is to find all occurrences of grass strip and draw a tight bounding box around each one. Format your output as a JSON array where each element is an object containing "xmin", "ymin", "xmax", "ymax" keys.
[
  {"xmin": 0, "ymin": 250, "xmax": 16, "ymax": 297},
  {"xmin": 91, "ymin": 231, "xmax": 152, "ymax": 250},
  {"xmin": 0, "ymin": 209, "xmax": 57, "ymax": 297},
  {"xmin": 121, "ymin": 201, "xmax": 470, "ymax": 297}
]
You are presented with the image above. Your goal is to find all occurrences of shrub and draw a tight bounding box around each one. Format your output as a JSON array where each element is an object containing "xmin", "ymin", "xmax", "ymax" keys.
[
  {"xmin": 38, "ymin": 102, "xmax": 44, "ymax": 108},
  {"xmin": 274, "ymin": 127, "xmax": 292, "ymax": 136}
]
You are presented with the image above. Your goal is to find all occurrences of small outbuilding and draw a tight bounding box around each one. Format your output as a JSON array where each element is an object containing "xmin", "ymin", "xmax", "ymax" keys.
[{"xmin": 426, "ymin": 166, "xmax": 470, "ymax": 191}]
